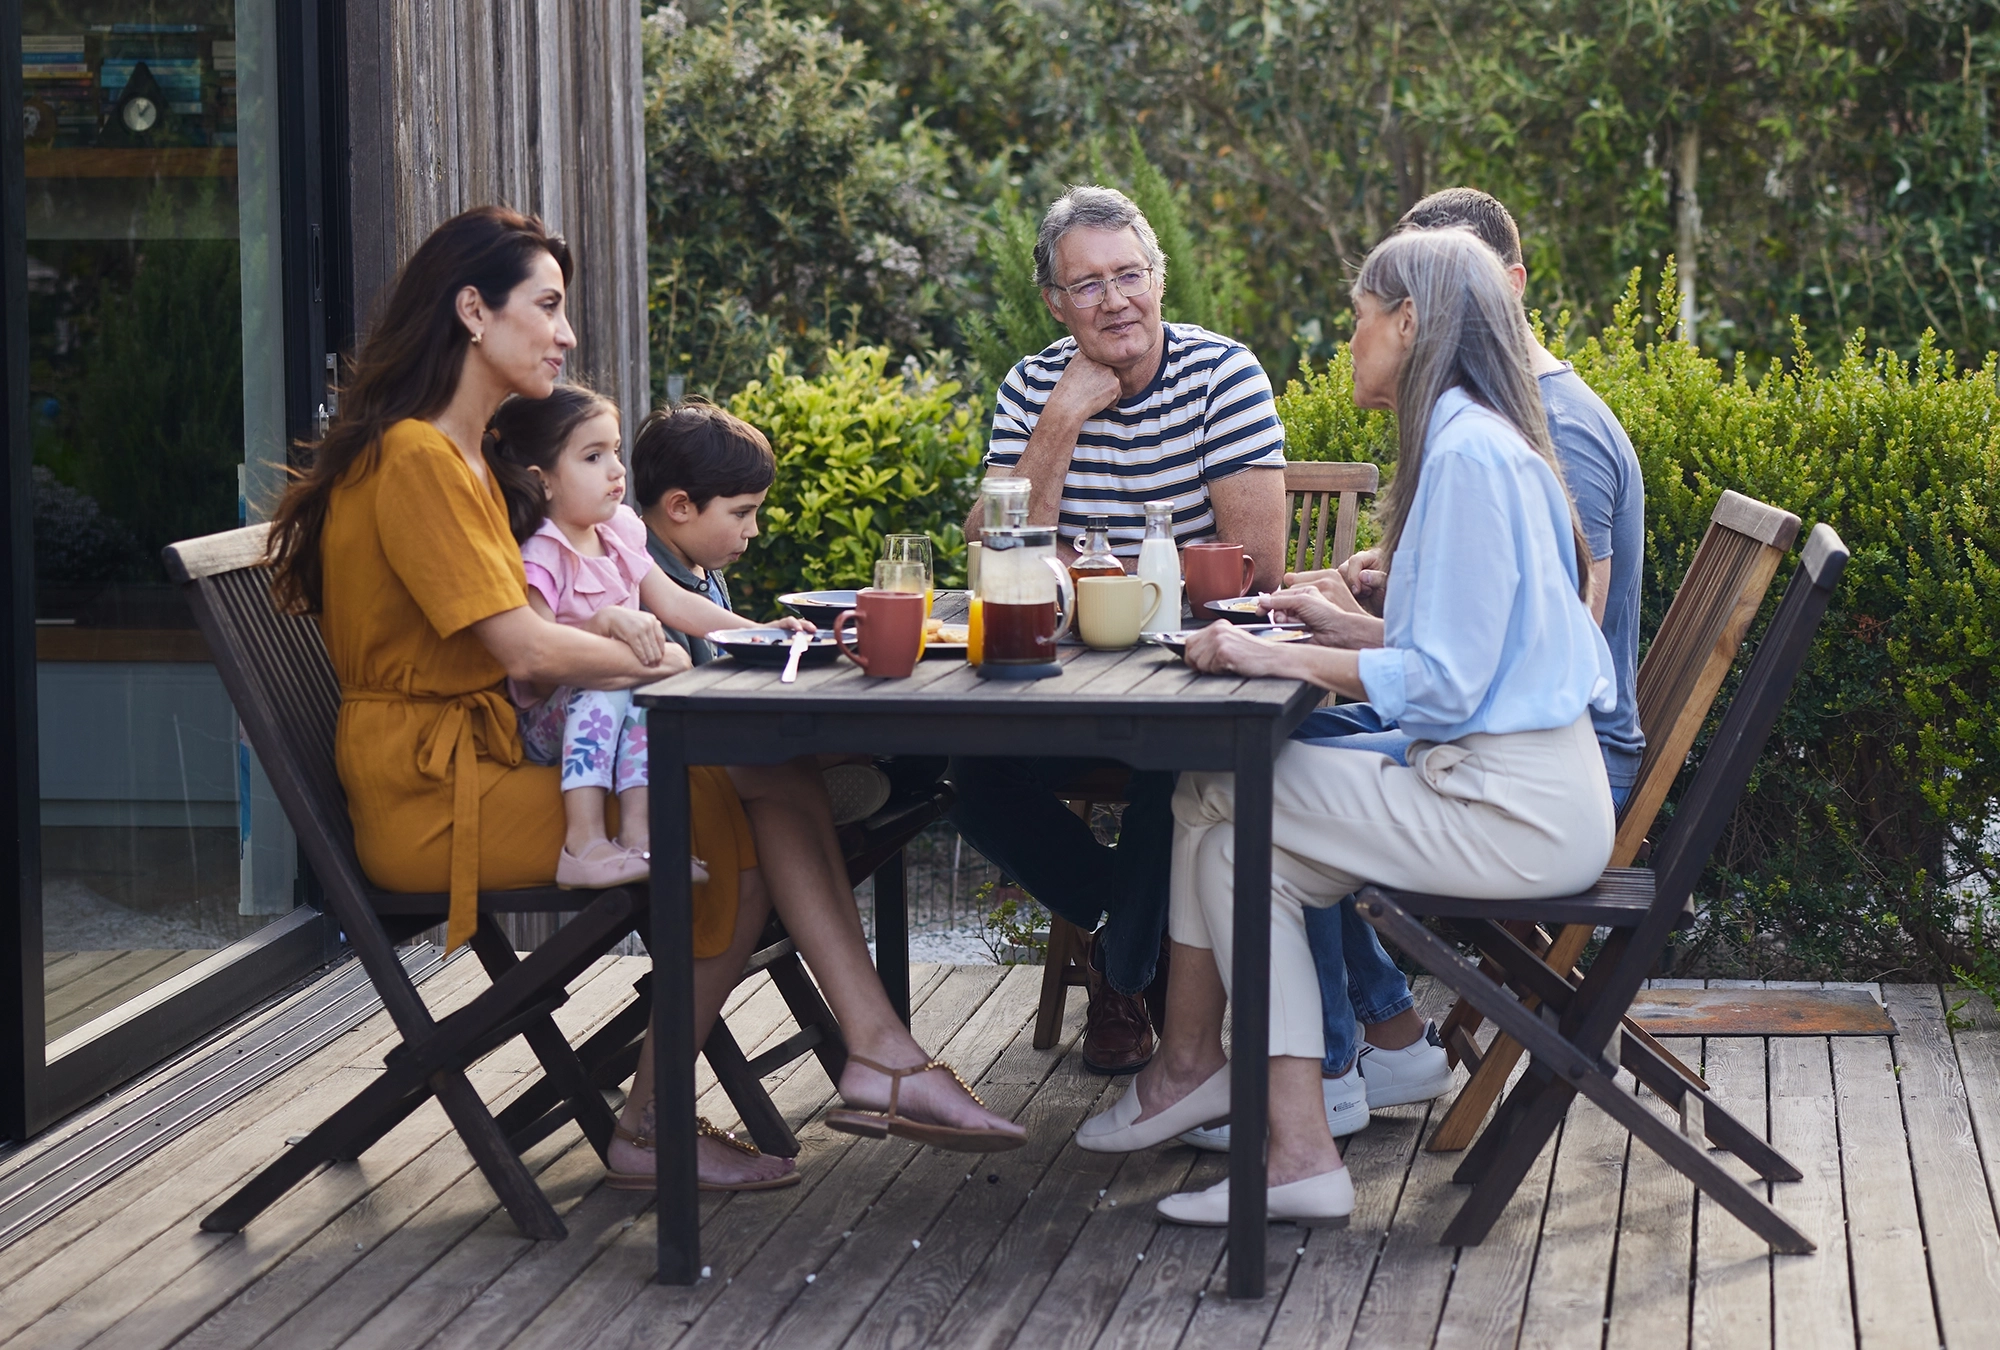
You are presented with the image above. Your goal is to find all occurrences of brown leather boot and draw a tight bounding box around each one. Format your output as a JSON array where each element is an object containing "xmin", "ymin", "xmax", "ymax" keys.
[{"xmin": 1080, "ymin": 936, "xmax": 1157, "ymax": 1075}]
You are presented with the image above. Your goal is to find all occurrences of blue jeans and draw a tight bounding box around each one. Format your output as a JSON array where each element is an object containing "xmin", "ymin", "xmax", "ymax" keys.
[
  {"xmin": 1293, "ymin": 703, "xmax": 1631, "ymax": 1073},
  {"xmin": 947, "ymin": 757, "xmax": 1173, "ymax": 996}
]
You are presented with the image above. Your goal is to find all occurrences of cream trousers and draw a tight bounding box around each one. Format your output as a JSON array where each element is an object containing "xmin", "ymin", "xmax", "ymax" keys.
[{"xmin": 1170, "ymin": 712, "xmax": 1615, "ymax": 1060}]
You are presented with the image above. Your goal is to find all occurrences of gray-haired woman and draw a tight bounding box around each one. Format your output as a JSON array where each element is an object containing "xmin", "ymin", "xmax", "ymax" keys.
[{"xmin": 1071, "ymin": 226, "xmax": 1619, "ymax": 1226}]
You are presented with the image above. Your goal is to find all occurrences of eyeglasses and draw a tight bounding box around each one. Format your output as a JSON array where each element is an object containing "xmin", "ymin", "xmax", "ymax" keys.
[{"xmin": 1048, "ymin": 266, "xmax": 1156, "ymax": 310}]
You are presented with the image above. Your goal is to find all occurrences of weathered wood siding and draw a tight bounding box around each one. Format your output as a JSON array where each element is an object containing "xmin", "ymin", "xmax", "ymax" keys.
[{"xmin": 344, "ymin": 0, "xmax": 650, "ymax": 431}]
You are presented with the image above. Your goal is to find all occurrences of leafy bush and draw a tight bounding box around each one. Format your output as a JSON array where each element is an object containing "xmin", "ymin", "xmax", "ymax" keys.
[
  {"xmin": 642, "ymin": 3, "xmax": 970, "ymax": 401},
  {"xmin": 1273, "ymin": 270, "xmax": 2000, "ymax": 981},
  {"xmin": 724, "ymin": 345, "xmax": 983, "ymax": 612}
]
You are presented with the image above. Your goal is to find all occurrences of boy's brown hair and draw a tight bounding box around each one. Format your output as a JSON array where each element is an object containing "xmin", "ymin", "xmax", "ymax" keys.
[
  {"xmin": 631, "ymin": 402, "xmax": 776, "ymax": 511},
  {"xmin": 1394, "ymin": 187, "xmax": 1524, "ymax": 270}
]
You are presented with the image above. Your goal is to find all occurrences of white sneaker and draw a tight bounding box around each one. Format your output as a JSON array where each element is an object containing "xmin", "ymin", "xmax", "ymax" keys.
[
  {"xmin": 1357, "ymin": 1021, "xmax": 1454, "ymax": 1108},
  {"xmin": 1176, "ymin": 1062, "xmax": 1369, "ymax": 1152},
  {"xmin": 823, "ymin": 764, "xmax": 892, "ymax": 826}
]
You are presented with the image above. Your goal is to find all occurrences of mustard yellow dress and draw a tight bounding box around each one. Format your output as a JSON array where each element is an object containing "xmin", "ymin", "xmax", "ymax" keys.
[{"xmin": 319, "ymin": 418, "xmax": 755, "ymax": 952}]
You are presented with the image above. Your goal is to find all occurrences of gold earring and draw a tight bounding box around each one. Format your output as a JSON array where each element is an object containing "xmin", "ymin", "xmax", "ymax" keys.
[{"xmin": 471, "ymin": 332, "xmax": 484, "ymax": 346}]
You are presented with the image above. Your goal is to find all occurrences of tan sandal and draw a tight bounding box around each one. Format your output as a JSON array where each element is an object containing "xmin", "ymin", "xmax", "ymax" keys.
[
  {"xmin": 604, "ymin": 1117, "xmax": 801, "ymax": 1192},
  {"xmin": 824, "ymin": 1056, "xmax": 1026, "ymax": 1153}
]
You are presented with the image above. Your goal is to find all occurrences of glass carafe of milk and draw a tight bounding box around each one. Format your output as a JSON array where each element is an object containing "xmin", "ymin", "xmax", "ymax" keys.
[{"xmin": 1137, "ymin": 500, "xmax": 1182, "ymax": 634}]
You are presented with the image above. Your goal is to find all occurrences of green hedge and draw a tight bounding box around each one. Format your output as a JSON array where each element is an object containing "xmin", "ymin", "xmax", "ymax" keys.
[
  {"xmin": 1279, "ymin": 271, "xmax": 2000, "ymax": 983},
  {"xmin": 724, "ymin": 345, "xmax": 982, "ymax": 612}
]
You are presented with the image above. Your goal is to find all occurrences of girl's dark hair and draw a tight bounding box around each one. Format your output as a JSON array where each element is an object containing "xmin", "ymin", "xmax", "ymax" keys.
[
  {"xmin": 486, "ymin": 384, "xmax": 621, "ymax": 542},
  {"xmin": 631, "ymin": 401, "xmax": 776, "ymax": 511},
  {"xmin": 265, "ymin": 205, "xmax": 573, "ymax": 612}
]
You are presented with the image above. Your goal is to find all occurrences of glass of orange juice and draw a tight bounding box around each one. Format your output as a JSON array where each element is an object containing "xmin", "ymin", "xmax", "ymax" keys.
[{"xmin": 882, "ymin": 535, "xmax": 934, "ymax": 653}]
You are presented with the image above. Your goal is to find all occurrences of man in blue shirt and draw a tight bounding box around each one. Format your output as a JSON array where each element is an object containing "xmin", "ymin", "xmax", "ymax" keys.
[{"xmin": 1182, "ymin": 188, "xmax": 1648, "ymax": 1149}]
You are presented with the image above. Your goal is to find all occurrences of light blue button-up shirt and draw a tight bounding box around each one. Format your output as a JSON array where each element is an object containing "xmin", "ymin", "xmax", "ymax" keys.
[{"xmin": 1356, "ymin": 387, "xmax": 1617, "ymax": 744}]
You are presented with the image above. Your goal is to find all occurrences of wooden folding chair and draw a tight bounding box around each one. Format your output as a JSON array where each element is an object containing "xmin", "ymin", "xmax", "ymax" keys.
[
  {"xmin": 1427, "ymin": 489, "xmax": 1802, "ymax": 1150},
  {"xmin": 1283, "ymin": 460, "xmax": 1381, "ymax": 573},
  {"xmin": 1030, "ymin": 461, "xmax": 1381, "ymax": 1047},
  {"xmin": 165, "ymin": 525, "xmax": 939, "ymax": 1233},
  {"xmin": 1356, "ymin": 523, "xmax": 1847, "ymax": 1253}
]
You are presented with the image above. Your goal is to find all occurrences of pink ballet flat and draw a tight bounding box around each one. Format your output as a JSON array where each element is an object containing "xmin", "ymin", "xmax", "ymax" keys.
[
  {"xmin": 618, "ymin": 848, "xmax": 708, "ymax": 885},
  {"xmin": 556, "ymin": 842, "xmax": 652, "ymax": 890}
]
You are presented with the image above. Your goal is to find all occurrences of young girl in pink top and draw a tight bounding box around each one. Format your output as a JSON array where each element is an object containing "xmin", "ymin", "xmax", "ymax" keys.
[{"xmin": 487, "ymin": 386, "xmax": 799, "ymax": 888}]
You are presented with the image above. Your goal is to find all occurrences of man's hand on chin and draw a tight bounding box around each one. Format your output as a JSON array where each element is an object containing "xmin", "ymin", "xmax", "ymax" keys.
[{"xmin": 1046, "ymin": 351, "xmax": 1123, "ymax": 423}]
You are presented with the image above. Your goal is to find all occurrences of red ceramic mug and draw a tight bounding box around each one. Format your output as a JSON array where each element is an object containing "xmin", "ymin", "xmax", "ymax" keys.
[
  {"xmin": 833, "ymin": 588, "xmax": 925, "ymax": 677},
  {"xmin": 1182, "ymin": 540, "xmax": 1257, "ymax": 612}
]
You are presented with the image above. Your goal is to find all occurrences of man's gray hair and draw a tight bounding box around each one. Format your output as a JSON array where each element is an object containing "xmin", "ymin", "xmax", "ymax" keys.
[{"xmin": 1033, "ymin": 185, "xmax": 1167, "ymax": 291}]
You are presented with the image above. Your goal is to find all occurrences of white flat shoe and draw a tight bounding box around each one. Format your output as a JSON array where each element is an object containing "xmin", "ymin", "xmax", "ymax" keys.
[
  {"xmin": 1156, "ymin": 1166, "xmax": 1354, "ymax": 1227},
  {"xmin": 1075, "ymin": 1063, "xmax": 1230, "ymax": 1153}
]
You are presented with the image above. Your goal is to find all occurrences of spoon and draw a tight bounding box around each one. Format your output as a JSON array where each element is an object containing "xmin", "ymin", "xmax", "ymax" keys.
[{"xmin": 780, "ymin": 630, "xmax": 812, "ymax": 684}]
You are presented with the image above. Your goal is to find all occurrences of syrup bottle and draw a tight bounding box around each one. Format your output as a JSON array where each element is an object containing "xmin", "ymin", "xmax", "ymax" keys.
[{"xmin": 1069, "ymin": 515, "xmax": 1126, "ymax": 586}]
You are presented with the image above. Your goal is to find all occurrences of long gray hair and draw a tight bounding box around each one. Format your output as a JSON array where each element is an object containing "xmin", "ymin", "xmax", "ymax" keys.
[{"xmin": 1354, "ymin": 227, "xmax": 1593, "ymax": 602}]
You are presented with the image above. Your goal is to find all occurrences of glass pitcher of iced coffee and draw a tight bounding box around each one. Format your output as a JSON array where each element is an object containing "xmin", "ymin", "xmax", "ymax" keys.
[{"xmin": 977, "ymin": 526, "xmax": 1074, "ymax": 679}]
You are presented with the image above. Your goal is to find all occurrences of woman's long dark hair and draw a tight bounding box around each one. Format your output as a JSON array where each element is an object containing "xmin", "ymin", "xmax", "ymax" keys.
[
  {"xmin": 266, "ymin": 206, "xmax": 573, "ymax": 613},
  {"xmin": 486, "ymin": 384, "xmax": 621, "ymax": 543}
]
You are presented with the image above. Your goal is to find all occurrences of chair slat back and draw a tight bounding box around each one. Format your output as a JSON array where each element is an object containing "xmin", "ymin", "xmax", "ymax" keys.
[
  {"xmin": 1570, "ymin": 525, "xmax": 1847, "ymax": 1057},
  {"xmin": 1612, "ymin": 490, "xmax": 1800, "ymax": 865},
  {"xmin": 162, "ymin": 526, "xmax": 402, "ymax": 975},
  {"xmin": 1283, "ymin": 461, "xmax": 1380, "ymax": 573},
  {"xmin": 1647, "ymin": 524, "xmax": 1847, "ymax": 909}
]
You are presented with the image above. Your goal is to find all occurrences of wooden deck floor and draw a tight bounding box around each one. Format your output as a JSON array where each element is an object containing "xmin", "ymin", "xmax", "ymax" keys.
[{"xmin": 2, "ymin": 954, "xmax": 1997, "ymax": 1349}]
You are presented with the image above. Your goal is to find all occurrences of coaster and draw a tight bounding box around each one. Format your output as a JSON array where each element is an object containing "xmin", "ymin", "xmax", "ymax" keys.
[{"xmin": 975, "ymin": 662, "xmax": 1063, "ymax": 681}]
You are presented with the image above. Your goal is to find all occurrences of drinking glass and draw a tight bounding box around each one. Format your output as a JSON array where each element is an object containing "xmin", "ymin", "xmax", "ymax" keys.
[{"xmin": 882, "ymin": 534, "xmax": 935, "ymax": 653}]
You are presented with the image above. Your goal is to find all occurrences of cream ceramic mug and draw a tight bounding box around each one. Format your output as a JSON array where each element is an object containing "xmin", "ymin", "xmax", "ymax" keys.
[{"xmin": 1077, "ymin": 575, "xmax": 1164, "ymax": 650}]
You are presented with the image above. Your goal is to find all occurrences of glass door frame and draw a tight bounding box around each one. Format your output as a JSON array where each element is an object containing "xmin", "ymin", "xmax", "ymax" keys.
[{"xmin": 0, "ymin": 0, "xmax": 354, "ymax": 1138}]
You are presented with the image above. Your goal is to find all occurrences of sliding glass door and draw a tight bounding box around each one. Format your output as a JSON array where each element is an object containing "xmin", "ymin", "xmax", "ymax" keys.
[{"xmin": 4, "ymin": 0, "xmax": 347, "ymax": 1134}]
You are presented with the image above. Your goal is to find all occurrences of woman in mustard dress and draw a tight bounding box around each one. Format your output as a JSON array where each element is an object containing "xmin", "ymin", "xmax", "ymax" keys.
[{"xmin": 264, "ymin": 207, "xmax": 1021, "ymax": 1192}]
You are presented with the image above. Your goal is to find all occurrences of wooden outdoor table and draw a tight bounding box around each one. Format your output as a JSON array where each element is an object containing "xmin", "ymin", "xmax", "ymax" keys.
[{"xmin": 637, "ymin": 634, "xmax": 1320, "ymax": 1298}]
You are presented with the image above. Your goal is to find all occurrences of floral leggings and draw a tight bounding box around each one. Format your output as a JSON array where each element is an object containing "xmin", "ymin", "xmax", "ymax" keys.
[{"xmin": 518, "ymin": 686, "xmax": 649, "ymax": 794}]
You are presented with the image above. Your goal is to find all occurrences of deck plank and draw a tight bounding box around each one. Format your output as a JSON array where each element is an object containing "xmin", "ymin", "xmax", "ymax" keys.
[
  {"xmin": 1881, "ymin": 984, "xmax": 2000, "ymax": 1345},
  {"xmin": 1515, "ymin": 1091, "xmax": 1624, "ymax": 1350},
  {"xmin": 774, "ymin": 976, "xmax": 1095, "ymax": 1350},
  {"xmin": 755, "ymin": 967, "xmax": 1049, "ymax": 1350},
  {"xmin": 1430, "ymin": 1097, "xmax": 1557, "ymax": 1350},
  {"xmin": 1690, "ymin": 1022, "xmax": 1773, "ymax": 1348},
  {"xmin": 1830, "ymin": 1035, "xmax": 1939, "ymax": 1350},
  {"xmin": 1604, "ymin": 1036, "xmax": 1696, "ymax": 1350},
  {"xmin": 997, "ymin": 1143, "xmax": 1196, "ymax": 1350},
  {"xmin": 13, "ymin": 957, "xmax": 638, "ymax": 1350},
  {"xmin": 669, "ymin": 965, "xmax": 1008, "ymax": 1348},
  {"xmin": 4, "ymin": 967, "xmax": 1998, "ymax": 1350},
  {"xmin": 1952, "ymin": 987, "xmax": 2000, "ymax": 1276},
  {"xmin": 166, "ymin": 958, "xmax": 641, "ymax": 1350},
  {"xmin": 0, "ymin": 955, "xmax": 491, "ymax": 1333},
  {"xmin": 1261, "ymin": 1102, "xmax": 1427, "ymax": 1350},
  {"xmin": 1768, "ymin": 1038, "xmax": 1854, "ymax": 1350},
  {"xmin": 497, "ymin": 966, "xmax": 957, "ymax": 1350}
]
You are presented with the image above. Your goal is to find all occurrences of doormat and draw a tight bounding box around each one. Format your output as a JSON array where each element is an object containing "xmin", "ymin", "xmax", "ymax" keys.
[{"xmin": 1627, "ymin": 987, "xmax": 1895, "ymax": 1037}]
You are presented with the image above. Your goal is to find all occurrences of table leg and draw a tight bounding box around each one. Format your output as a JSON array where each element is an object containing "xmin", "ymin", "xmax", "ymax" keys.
[
  {"xmin": 873, "ymin": 848, "xmax": 911, "ymax": 1027},
  {"xmin": 1228, "ymin": 720, "xmax": 1274, "ymax": 1298},
  {"xmin": 648, "ymin": 713, "xmax": 700, "ymax": 1284}
]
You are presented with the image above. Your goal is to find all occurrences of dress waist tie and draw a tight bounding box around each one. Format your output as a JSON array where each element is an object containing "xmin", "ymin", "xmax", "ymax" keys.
[{"xmin": 342, "ymin": 685, "xmax": 521, "ymax": 952}]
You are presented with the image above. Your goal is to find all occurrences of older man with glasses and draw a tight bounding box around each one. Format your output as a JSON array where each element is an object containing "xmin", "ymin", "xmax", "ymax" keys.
[{"xmin": 950, "ymin": 185, "xmax": 1288, "ymax": 1075}]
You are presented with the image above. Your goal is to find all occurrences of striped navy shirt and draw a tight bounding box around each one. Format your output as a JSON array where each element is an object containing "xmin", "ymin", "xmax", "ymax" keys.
[{"xmin": 985, "ymin": 323, "xmax": 1287, "ymax": 557}]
